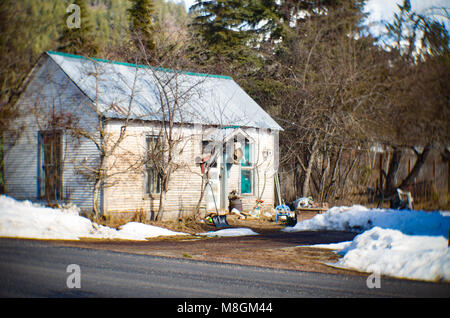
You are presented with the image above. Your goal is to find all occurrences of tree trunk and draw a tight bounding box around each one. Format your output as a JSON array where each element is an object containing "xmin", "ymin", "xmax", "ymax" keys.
[
  {"xmin": 156, "ymin": 164, "xmax": 171, "ymax": 221},
  {"xmin": 194, "ymin": 174, "xmax": 208, "ymax": 219},
  {"xmin": 397, "ymin": 143, "xmax": 432, "ymax": 190},
  {"xmin": 92, "ymin": 157, "xmax": 105, "ymax": 217},
  {"xmin": 384, "ymin": 147, "xmax": 403, "ymax": 196},
  {"xmin": 294, "ymin": 153, "xmax": 306, "ymax": 197},
  {"xmin": 325, "ymin": 146, "xmax": 342, "ymax": 199},
  {"xmin": 340, "ymin": 155, "xmax": 358, "ymax": 199},
  {"xmin": 302, "ymin": 139, "xmax": 318, "ymax": 197},
  {"xmin": 294, "ymin": 160, "xmax": 300, "ymax": 196},
  {"xmin": 319, "ymin": 148, "xmax": 330, "ymax": 201},
  {"xmin": 156, "ymin": 189, "xmax": 166, "ymax": 221},
  {"xmin": 93, "ymin": 179, "xmax": 102, "ymax": 217}
]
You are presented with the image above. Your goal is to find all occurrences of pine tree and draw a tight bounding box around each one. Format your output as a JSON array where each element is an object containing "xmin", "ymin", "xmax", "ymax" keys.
[
  {"xmin": 128, "ymin": 0, "xmax": 156, "ymax": 52},
  {"xmin": 188, "ymin": 0, "xmax": 280, "ymax": 74},
  {"xmin": 58, "ymin": 0, "xmax": 99, "ymax": 57},
  {"xmin": 190, "ymin": 0, "xmax": 252, "ymax": 51}
]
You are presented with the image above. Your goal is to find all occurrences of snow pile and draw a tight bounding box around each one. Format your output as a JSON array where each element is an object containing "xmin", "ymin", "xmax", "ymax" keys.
[
  {"xmin": 331, "ymin": 227, "xmax": 449, "ymax": 282},
  {"xmin": 284, "ymin": 205, "xmax": 450, "ymax": 236},
  {"xmin": 0, "ymin": 195, "xmax": 94, "ymax": 240},
  {"xmin": 116, "ymin": 222, "xmax": 186, "ymax": 240},
  {"xmin": 286, "ymin": 205, "xmax": 450, "ymax": 282},
  {"xmin": 198, "ymin": 227, "xmax": 259, "ymax": 237},
  {"xmin": 0, "ymin": 195, "xmax": 186, "ymax": 240}
]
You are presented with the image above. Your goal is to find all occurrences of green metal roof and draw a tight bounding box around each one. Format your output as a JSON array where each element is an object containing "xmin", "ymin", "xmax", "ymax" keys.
[
  {"xmin": 46, "ymin": 51, "xmax": 233, "ymax": 80},
  {"xmin": 46, "ymin": 50, "xmax": 283, "ymax": 130}
]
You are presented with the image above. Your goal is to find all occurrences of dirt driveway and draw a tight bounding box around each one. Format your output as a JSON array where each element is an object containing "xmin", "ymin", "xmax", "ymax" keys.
[{"xmin": 52, "ymin": 215, "xmax": 362, "ymax": 277}]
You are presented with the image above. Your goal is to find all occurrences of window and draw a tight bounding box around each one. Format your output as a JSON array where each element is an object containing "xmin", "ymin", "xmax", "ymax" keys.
[
  {"xmin": 240, "ymin": 138, "xmax": 254, "ymax": 195},
  {"xmin": 145, "ymin": 135, "xmax": 162, "ymax": 194},
  {"xmin": 38, "ymin": 130, "xmax": 62, "ymax": 201}
]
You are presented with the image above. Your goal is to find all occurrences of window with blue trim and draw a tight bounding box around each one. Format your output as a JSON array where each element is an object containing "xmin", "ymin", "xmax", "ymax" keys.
[{"xmin": 240, "ymin": 138, "xmax": 253, "ymax": 194}]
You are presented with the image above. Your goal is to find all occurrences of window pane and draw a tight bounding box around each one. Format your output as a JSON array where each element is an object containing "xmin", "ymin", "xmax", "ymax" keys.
[
  {"xmin": 147, "ymin": 167, "xmax": 160, "ymax": 194},
  {"xmin": 146, "ymin": 135, "xmax": 162, "ymax": 194},
  {"xmin": 240, "ymin": 139, "xmax": 251, "ymax": 167},
  {"xmin": 241, "ymin": 169, "xmax": 253, "ymax": 194}
]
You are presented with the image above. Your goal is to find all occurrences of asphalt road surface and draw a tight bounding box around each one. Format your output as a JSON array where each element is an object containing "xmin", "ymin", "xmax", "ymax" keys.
[{"xmin": 0, "ymin": 238, "xmax": 449, "ymax": 298}]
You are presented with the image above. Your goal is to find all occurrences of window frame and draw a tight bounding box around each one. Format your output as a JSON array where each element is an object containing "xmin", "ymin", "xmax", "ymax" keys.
[
  {"xmin": 145, "ymin": 135, "xmax": 163, "ymax": 195},
  {"xmin": 239, "ymin": 137, "xmax": 254, "ymax": 195}
]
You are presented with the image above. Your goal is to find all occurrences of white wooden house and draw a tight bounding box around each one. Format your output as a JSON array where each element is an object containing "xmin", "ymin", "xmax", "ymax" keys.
[{"xmin": 4, "ymin": 51, "xmax": 282, "ymax": 220}]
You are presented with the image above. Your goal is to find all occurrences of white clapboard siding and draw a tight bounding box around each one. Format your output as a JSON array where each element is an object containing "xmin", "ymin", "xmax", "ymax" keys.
[
  {"xmin": 5, "ymin": 55, "xmax": 99, "ymax": 210},
  {"xmin": 228, "ymin": 128, "xmax": 276, "ymax": 212},
  {"xmin": 102, "ymin": 121, "xmax": 203, "ymax": 219},
  {"xmin": 101, "ymin": 121, "xmax": 276, "ymax": 219},
  {"xmin": 5, "ymin": 53, "xmax": 279, "ymax": 220}
]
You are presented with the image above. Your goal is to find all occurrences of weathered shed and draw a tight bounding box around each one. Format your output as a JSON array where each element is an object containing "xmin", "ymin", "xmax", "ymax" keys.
[{"xmin": 5, "ymin": 51, "xmax": 282, "ymax": 220}]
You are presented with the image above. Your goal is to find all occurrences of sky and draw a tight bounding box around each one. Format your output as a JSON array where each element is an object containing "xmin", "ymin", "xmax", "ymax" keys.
[
  {"xmin": 363, "ymin": 0, "xmax": 449, "ymax": 36},
  {"xmin": 178, "ymin": 0, "xmax": 449, "ymax": 37}
]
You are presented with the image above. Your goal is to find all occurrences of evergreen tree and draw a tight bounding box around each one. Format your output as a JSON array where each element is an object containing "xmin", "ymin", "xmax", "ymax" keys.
[
  {"xmin": 58, "ymin": 0, "xmax": 99, "ymax": 56},
  {"xmin": 188, "ymin": 0, "xmax": 281, "ymax": 75},
  {"xmin": 190, "ymin": 0, "xmax": 252, "ymax": 50},
  {"xmin": 128, "ymin": 0, "xmax": 156, "ymax": 52}
]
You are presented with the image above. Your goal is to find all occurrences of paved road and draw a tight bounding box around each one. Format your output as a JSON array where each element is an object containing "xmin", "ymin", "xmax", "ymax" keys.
[{"xmin": 0, "ymin": 238, "xmax": 448, "ymax": 298}]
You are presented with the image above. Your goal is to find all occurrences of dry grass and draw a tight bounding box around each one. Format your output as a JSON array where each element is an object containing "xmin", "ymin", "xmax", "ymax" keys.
[
  {"xmin": 146, "ymin": 218, "xmax": 214, "ymax": 235},
  {"xmin": 83, "ymin": 207, "xmax": 289, "ymax": 235}
]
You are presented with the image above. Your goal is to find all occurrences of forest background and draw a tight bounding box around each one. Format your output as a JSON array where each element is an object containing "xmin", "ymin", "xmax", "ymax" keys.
[{"xmin": 1, "ymin": 0, "xmax": 449, "ymax": 211}]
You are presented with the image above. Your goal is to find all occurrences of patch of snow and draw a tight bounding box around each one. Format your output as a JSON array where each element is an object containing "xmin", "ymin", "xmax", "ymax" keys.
[
  {"xmin": 116, "ymin": 222, "xmax": 186, "ymax": 240},
  {"xmin": 198, "ymin": 227, "xmax": 259, "ymax": 237},
  {"xmin": 330, "ymin": 227, "xmax": 450, "ymax": 282},
  {"xmin": 309, "ymin": 241, "xmax": 353, "ymax": 250},
  {"xmin": 0, "ymin": 195, "xmax": 94, "ymax": 240},
  {"xmin": 284, "ymin": 205, "xmax": 450, "ymax": 236},
  {"xmin": 0, "ymin": 195, "xmax": 186, "ymax": 240},
  {"xmin": 289, "ymin": 204, "xmax": 450, "ymax": 282}
]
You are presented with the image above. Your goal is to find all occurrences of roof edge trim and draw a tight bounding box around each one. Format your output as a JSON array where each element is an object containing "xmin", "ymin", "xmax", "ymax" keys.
[{"xmin": 46, "ymin": 51, "xmax": 233, "ymax": 80}]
